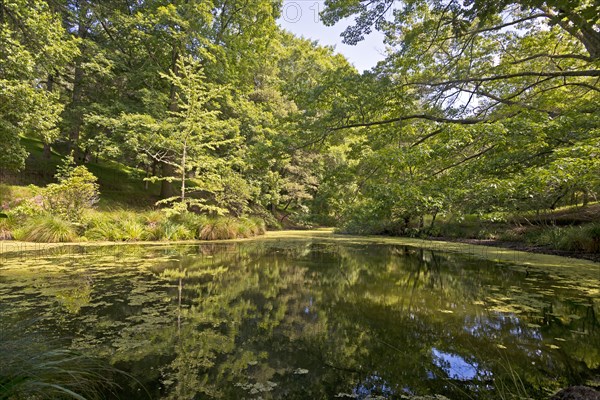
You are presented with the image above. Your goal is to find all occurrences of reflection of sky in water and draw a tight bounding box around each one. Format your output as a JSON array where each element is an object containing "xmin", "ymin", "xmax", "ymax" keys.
[
  {"xmin": 432, "ymin": 348, "xmax": 488, "ymax": 381},
  {"xmin": 463, "ymin": 314, "xmax": 543, "ymax": 341},
  {"xmin": 352, "ymin": 374, "xmax": 395, "ymax": 399}
]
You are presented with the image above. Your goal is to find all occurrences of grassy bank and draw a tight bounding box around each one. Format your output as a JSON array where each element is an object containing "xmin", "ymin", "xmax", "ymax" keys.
[{"xmin": 0, "ymin": 206, "xmax": 266, "ymax": 243}]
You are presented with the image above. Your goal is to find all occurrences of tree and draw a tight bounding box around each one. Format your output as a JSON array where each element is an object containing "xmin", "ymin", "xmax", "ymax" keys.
[
  {"xmin": 106, "ymin": 56, "xmax": 239, "ymax": 214},
  {"xmin": 159, "ymin": 56, "xmax": 239, "ymax": 213},
  {"xmin": 0, "ymin": 0, "xmax": 78, "ymax": 170}
]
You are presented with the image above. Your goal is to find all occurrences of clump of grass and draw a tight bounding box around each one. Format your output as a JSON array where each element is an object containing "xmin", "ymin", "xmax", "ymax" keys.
[
  {"xmin": 13, "ymin": 215, "xmax": 78, "ymax": 243},
  {"xmin": 119, "ymin": 218, "xmax": 147, "ymax": 241},
  {"xmin": 235, "ymin": 217, "xmax": 267, "ymax": 238},
  {"xmin": 158, "ymin": 221, "xmax": 195, "ymax": 241},
  {"xmin": 236, "ymin": 219, "xmax": 253, "ymax": 238},
  {"xmin": 524, "ymin": 223, "xmax": 600, "ymax": 254},
  {"xmin": 1, "ymin": 320, "xmax": 128, "ymax": 400},
  {"xmin": 84, "ymin": 216, "xmax": 125, "ymax": 241},
  {"xmin": 249, "ymin": 217, "xmax": 267, "ymax": 235},
  {"xmin": 199, "ymin": 218, "xmax": 239, "ymax": 240},
  {"xmin": 170, "ymin": 211, "xmax": 207, "ymax": 232},
  {"xmin": 557, "ymin": 223, "xmax": 600, "ymax": 253}
]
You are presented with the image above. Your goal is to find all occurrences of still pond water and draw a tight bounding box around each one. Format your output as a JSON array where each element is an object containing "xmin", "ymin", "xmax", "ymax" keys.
[{"xmin": 1, "ymin": 236, "xmax": 599, "ymax": 399}]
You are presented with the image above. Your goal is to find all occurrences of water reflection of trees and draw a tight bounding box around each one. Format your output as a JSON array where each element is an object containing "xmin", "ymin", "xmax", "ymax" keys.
[
  {"xmin": 2, "ymin": 242, "xmax": 598, "ymax": 399},
  {"xmin": 108, "ymin": 242, "xmax": 600, "ymax": 399}
]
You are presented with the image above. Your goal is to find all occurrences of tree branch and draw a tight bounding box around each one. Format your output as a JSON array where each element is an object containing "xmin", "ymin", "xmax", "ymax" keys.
[
  {"xmin": 431, "ymin": 145, "xmax": 496, "ymax": 177},
  {"xmin": 330, "ymin": 114, "xmax": 486, "ymax": 131},
  {"xmin": 412, "ymin": 70, "xmax": 600, "ymax": 87}
]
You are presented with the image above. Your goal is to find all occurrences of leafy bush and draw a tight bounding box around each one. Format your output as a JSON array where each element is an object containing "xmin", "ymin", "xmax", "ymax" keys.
[
  {"xmin": 43, "ymin": 161, "xmax": 100, "ymax": 222},
  {"xmin": 13, "ymin": 215, "xmax": 78, "ymax": 243},
  {"xmin": 5, "ymin": 195, "xmax": 44, "ymax": 222}
]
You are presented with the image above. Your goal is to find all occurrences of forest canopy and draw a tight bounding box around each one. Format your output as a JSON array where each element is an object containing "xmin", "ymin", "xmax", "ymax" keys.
[{"xmin": 0, "ymin": 0, "xmax": 598, "ymax": 233}]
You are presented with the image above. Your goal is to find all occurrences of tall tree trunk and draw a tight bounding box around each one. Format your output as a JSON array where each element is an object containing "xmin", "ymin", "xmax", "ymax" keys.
[
  {"xmin": 181, "ymin": 138, "xmax": 187, "ymax": 202},
  {"xmin": 160, "ymin": 163, "xmax": 176, "ymax": 199},
  {"xmin": 67, "ymin": 1, "xmax": 88, "ymax": 163},
  {"xmin": 43, "ymin": 74, "xmax": 55, "ymax": 159},
  {"xmin": 68, "ymin": 59, "xmax": 84, "ymax": 162},
  {"xmin": 160, "ymin": 46, "xmax": 180, "ymax": 199},
  {"xmin": 430, "ymin": 210, "xmax": 438, "ymax": 230}
]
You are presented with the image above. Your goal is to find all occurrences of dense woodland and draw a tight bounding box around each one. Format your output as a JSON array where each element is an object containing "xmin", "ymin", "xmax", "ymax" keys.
[{"xmin": 1, "ymin": 0, "xmax": 599, "ymax": 247}]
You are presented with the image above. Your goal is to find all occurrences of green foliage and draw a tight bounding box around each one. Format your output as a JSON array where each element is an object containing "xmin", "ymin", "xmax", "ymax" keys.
[
  {"xmin": 13, "ymin": 215, "xmax": 78, "ymax": 243},
  {"xmin": 4, "ymin": 196, "xmax": 44, "ymax": 223},
  {"xmin": 0, "ymin": 0, "xmax": 79, "ymax": 171},
  {"xmin": 43, "ymin": 160, "xmax": 100, "ymax": 222}
]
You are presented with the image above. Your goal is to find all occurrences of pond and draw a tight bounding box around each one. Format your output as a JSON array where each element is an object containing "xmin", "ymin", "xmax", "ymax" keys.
[{"xmin": 1, "ymin": 234, "xmax": 599, "ymax": 399}]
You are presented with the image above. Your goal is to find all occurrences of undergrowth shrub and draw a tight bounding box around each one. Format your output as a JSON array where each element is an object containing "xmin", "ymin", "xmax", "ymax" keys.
[{"xmin": 43, "ymin": 163, "xmax": 99, "ymax": 222}]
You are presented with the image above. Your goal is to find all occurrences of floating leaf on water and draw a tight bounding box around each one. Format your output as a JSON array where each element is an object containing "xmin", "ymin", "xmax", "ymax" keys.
[{"xmin": 293, "ymin": 368, "xmax": 309, "ymax": 375}]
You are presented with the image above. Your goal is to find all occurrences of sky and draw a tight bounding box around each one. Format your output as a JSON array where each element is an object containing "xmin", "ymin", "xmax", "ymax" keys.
[{"xmin": 277, "ymin": 0, "xmax": 388, "ymax": 72}]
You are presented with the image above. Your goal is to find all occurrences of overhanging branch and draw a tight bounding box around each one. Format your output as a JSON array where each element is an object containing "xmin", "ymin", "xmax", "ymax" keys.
[
  {"xmin": 330, "ymin": 113, "xmax": 486, "ymax": 131},
  {"xmin": 413, "ymin": 69, "xmax": 600, "ymax": 87}
]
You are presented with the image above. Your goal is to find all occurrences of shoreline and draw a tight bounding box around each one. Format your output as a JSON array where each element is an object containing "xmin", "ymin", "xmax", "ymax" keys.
[
  {"xmin": 1, "ymin": 229, "xmax": 598, "ymax": 271},
  {"xmin": 429, "ymin": 237, "xmax": 600, "ymax": 263}
]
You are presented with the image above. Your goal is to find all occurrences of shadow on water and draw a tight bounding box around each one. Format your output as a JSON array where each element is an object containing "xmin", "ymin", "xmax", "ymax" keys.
[{"xmin": 0, "ymin": 240, "xmax": 598, "ymax": 399}]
